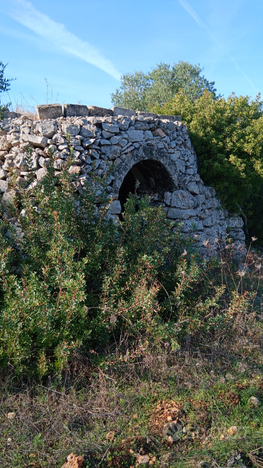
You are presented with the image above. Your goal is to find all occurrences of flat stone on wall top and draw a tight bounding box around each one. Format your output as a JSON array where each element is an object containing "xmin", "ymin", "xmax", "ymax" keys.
[
  {"xmin": 112, "ymin": 107, "xmax": 136, "ymax": 117},
  {"xmin": 36, "ymin": 104, "xmax": 62, "ymax": 120},
  {"xmin": 63, "ymin": 104, "xmax": 89, "ymax": 118},
  {"xmin": 88, "ymin": 106, "xmax": 113, "ymax": 117},
  {"xmin": 3, "ymin": 110, "xmax": 22, "ymax": 119}
]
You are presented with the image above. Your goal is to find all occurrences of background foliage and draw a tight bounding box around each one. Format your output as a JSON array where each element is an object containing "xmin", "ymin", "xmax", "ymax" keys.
[
  {"xmin": 152, "ymin": 90, "xmax": 263, "ymax": 241},
  {"xmin": 111, "ymin": 61, "xmax": 218, "ymax": 111}
]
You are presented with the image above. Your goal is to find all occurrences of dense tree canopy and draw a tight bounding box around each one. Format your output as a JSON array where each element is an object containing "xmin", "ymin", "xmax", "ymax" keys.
[
  {"xmin": 152, "ymin": 91, "xmax": 263, "ymax": 241},
  {"xmin": 111, "ymin": 61, "xmax": 218, "ymax": 111}
]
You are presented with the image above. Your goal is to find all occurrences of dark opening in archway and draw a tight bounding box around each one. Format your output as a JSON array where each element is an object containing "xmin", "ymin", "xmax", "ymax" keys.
[{"xmin": 118, "ymin": 159, "xmax": 175, "ymax": 213}]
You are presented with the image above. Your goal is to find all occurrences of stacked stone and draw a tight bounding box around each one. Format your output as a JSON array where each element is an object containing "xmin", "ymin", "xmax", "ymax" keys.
[{"xmin": 0, "ymin": 104, "xmax": 245, "ymax": 252}]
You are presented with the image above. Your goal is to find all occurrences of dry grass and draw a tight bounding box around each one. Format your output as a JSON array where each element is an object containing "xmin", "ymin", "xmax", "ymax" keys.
[{"xmin": 1, "ymin": 335, "xmax": 263, "ymax": 468}]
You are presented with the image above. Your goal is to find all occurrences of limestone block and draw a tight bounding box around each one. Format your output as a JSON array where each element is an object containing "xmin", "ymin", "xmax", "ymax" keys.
[
  {"xmin": 36, "ymin": 167, "xmax": 48, "ymax": 180},
  {"xmin": 118, "ymin": 117, "xmax": 131, "ymax": 131},
  {"xmin": 22, "ymin": 134, "xmax": 48, "ymax": 148},
  {"xmin": 171, "ymin": 190, "xmax": 195, "ymax": 209},
  {"xmin": 121, "ymin": 145, "xmax": 135, "ymax": 155},
  {"xmin": 137, "ymin": 111, "xmax": 157, "ymax": 119},
  {"xmin": 0, "ymin": 168, "xmax": 6, "ymax": 179},
  {"xmin": 203, "ymin": 216, "xmax": 214, "ymax": 227},
  {"xmin": 3, "ymin": 110, "xmax": 21, "ymax": 119},
  {"xmin": 102, "ymin": 122, "xmax": 119, "ymax": 133},
  {"xmin": 102, "ymin": 146, "xmax": 121, "ymax": 159},
  {"xmin": 82, "ymin": 138, "xmax": 96, "ymax": 148},
  {"xmin": 226, "ymin": 216, "xmax": 244, "ymax": 228},
  {"xmin": 80, "ymin": 125, "xmax": 97, "ymax": 138},
  {"xmin": 68, "ymin": 165, "xmax": 81, "ymax": 175},
  {"xmin": 53, "ymin": 160, "xmax": 66, "ymax": 170},
  {"xmin": 110, "ymin": 135, "xmax": 122, "ymax": 145},
  {"xmin": 36, "ymin": 121, "xmax": 57, "ymax": 138},
  {"xmin": 134, "ymin": 121, "xmax": 150, "ymax": 130},
  {"xmin": 170, "ymin": 152, "xmax": 180, "ymax": 162},
  {"xmin": 0, "ymin": 151, "xmax": 8, "ymax": 160},
  {"xmin": 63, "ymin": 104, "xmax": 89, "ymax": 117},
  {"xmin": 14, "ymin": 153, "xmax": 38, "ymax": 170},
  {"xmin": 39, "ymin": 157, "xmax": 50, "ymax": 168},
  {"xmin": 187, "ymin": 182, "xmax": 199, "ymax": 195},
  {"xmin": 112, "ymin": 107, "xmax": 136, "ymax": 117},
  {"xmin": 164, "ymin": 192, "xmax": 171, "ymax": 205},
  {"xmin": 153, "ymin": 128, "xmax": 166, "ymax": 138},
  {"xmin": 7, "ymin": 133, "xmax": 20, "ymax": 143},
  {"xmin": 62, "ymin": 124, "xmax": 80, "ymax": 136},
  {"xmin": 0, "ymin": 136, "xmax": 12, "ymax": 151},
  {"xmin": 108, "ymin": 200, "xmax": 121, "ymax": 214},
  {"xmin": 167, "ymin": 208, "xmax": 196, "ymax": 219},
  {"xmin": 36, "ymin": 104, "xmax": 62, "ymax": 120},
  {"xmin": 127, "ymin": 129, "xmax": 144, "ymax": 143},
  {"xmin": 53, "ymin": 134, "xmax": 66, "ymax": 145},
  {"xmin": 186, "ymin": 168, "xmax": 194, "ymax": 175},
  {"xmin": 0, "ymin": 179, "xmax": 8, "ymax": 192},
  {"xmin": 88, "ymin": 105, "xmax": 113, "ymax": 117},
  {"xmin": 176, "ymin": 160, "xmax": 185, "ymax": 173},
  {"xmin": 144, "ymin": 130, "xmax": 153, "ymax": 140},
  {"xmin": 2, "ymin": 158, "xmax": 14, "ymax": 171},
  {"xmin": 102, "ymin": 131, "xmax": 112, "ymax": 139},
  {"xmin": 180, "ymin": 219, "xmax": 204, "ymax": 232},
  {"xmin": 58, "ymin": 144, "xmax": 69, "ymax": 151}
]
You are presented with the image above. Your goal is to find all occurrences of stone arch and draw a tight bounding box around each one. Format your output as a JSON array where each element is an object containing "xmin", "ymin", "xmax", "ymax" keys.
[
  {"xmin": 118, "ymin": 159, "xmax": 175, "ymax": 211},
  {"xmin": 112, "ymin": 146, "xmax": 178, "ymax": 211}
]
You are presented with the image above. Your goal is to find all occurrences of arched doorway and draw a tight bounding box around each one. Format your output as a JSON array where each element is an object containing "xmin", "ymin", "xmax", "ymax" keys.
[{"xmin": 118, "ymin": 159, "xmax": 175, "ymax": 212}]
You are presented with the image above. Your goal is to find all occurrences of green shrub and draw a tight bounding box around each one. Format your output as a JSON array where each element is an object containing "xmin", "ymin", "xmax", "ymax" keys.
[
  {"xmin": 152, "ymin": 90, "xmax": 263, "ymax": 241},
  {"xmin": 0, "ymin": 149, "xmax": 257, "ymax": 378}
]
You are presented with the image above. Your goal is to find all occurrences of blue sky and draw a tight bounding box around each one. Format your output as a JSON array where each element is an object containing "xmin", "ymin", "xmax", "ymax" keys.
[{"xmin": 0, "ymin": 0, "xmax": 262, "ymax": 111}]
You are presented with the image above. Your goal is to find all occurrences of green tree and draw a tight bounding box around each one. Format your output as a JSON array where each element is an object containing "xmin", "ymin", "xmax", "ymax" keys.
[
  {"xmin": 0, "ymin": 62, "xmax": 14, "ymax": 95},
  {"xmin": 111, "ymin": 61, "xmax": 218, "ymax": 111},
  {"xmin": 152, "ymin": 91, "xmax": 263, "ymax": 241},
  {"xmin": 0, "ymin": 62, "xmax": 15, "ymax": 117}
]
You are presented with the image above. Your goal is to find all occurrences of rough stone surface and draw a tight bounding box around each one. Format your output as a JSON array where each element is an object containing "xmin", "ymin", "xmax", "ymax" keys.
[
  {"xmin": 63, "ymin": 104, "xmax": 89, "ymax": 117},
  {"xmin": 112, "ymin": 106, "xmax": 136, "ymax": 117},
  {"xmin": 88, "ymin": 105, "xmax": 113, "ymax": 117},
  {"xmin": 0, "ymin": 105, "xmax": 246, "ymax": 255},
  {"xmin": 22, "ymin": 134, "xmax": 48, "ymax": 148},
  {"xmin": 36, "ymin": 122, "xmax": 57, "ymax": 138},
  {"xmin": 0, "ymin": 179, "xmax": 8, "ymax": 192},
  {"xmin": 36, "ymin": 104, "xmax": 62, "ymax": 120}
]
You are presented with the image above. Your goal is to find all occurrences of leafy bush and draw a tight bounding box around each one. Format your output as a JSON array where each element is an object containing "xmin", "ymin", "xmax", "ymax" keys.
[
  {"xmin": 0, "ymin": 151, "xmax": 180, "ymax": 376},
  {"xmin": 0, "ymin": 148, "xmax": 258, "ymax": 378},
  {"xmin": 152, "ymin": 90, "xmax": 263, "ymax": 241}
]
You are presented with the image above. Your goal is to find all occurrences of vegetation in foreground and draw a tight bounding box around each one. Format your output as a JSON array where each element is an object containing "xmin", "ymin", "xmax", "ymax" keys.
[{"xmin": 0, "ymin": 149, "xmax": 263, "ymax": 467}]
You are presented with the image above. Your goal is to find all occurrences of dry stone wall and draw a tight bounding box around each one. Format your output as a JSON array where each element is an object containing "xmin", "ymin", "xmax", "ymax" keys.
[{"xmin": 0, "ymin": 104, "xmax": 246, "ymax": 254}]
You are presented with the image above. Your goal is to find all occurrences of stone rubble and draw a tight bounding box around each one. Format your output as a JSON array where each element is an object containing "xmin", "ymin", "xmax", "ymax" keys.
[{"xmin": 0, "ymin": 104, "xmax": 246, "ymax": 254}]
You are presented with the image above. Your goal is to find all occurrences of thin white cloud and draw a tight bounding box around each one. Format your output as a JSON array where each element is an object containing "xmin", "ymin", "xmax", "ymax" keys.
[
  {"xmin": 177, "ymin": 0, "xmax": 205, "ymax": 29},
  {"xmin": 8, "ymin": 0, "xmax": 121, "ymax": 80},
  {"xmin": 229, "ymin": 55, "xmax": 258, "ymax": 93},
  {"xmin": 177, "ymin": 0, "xmax": 258, "ymax": 93}
]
